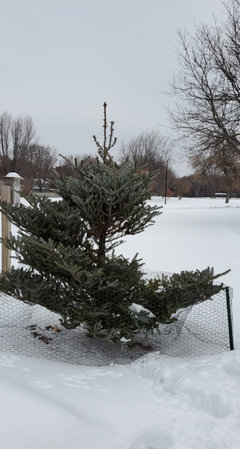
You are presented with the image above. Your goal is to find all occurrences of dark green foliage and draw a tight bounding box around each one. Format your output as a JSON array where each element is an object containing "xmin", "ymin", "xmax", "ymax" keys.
[
  {"xmin": 137, "ymin": 268, "xmax": 229, "ymax": 326},
  {"xmin": 0, "ymin": 103, "xmax": 229, "ymax": 345},
  {"xmin": 53, "ymin": 158, "xmax": 160, "ymax": 261}
]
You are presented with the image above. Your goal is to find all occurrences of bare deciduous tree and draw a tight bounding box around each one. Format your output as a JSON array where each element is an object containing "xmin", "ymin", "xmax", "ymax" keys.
[
  {"xmin": 0, "ymin": 112, "xmax": 36, "ymax": 173},
  {"xmin": 0, "ymin": 112, "xmax": 57, "ymax": 191},
  {"xmin": 11, "ymin": 115, "xmax": 36, "ymax": 171},
  {"xmin": 0, "ymin": 112, "xmax": 12, "ymax": 173},
  {"xmin": 121, "ymin": 131, "xmax": 169, "ymax": 168},
  {"xmin": 170, "ymin": 0, "xmax": 240, "ymax": 201},
  {"xmin": 0, "ymin": 112, "xmax": 11, "ymax": 158},
  {"xmin": 120, "ymin": 131, "xmax": 175, "ymax": 195},
  {"xmin": 19, "ymin": 144, "xmax": 57, "ymax": 191}
]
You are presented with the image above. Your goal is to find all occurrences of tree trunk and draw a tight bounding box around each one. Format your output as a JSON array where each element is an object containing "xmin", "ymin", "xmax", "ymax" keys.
[
  {"xmin": 224, "ymin": 172, "xmax": 232, "ymax": 204},
  {"xmin": 98, "ymin": 234, "xmax": 106, "ymax": 263}
]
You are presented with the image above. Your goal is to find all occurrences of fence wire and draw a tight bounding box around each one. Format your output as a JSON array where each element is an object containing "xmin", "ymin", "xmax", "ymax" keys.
[{"xmin": 0, "ymin": 279, "xmax": 233, "ymax": 366}]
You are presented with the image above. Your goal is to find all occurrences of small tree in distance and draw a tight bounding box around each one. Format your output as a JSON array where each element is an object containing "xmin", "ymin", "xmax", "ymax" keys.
[
  {"xmin": 0, "ymin": 111, "xmax": 57, "ymax": 192},
  {"xmin": 0, "ymin": 103, "xmax": 228, "ymax": 346},
  {"xmin": 120, "ymin": 131, "xmax": 176, "ymax": 196}
]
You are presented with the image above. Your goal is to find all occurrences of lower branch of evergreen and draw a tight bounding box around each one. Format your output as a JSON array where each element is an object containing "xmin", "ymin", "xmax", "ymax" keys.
[{"xmin": 0, "ymin": 263, "xmax": 229, "ymax": 345}]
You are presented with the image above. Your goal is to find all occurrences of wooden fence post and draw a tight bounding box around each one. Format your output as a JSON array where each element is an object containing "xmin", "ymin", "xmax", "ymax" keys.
[{"xmin": 1, "ymin": 184, "xmax": 11, "ymax": 272}]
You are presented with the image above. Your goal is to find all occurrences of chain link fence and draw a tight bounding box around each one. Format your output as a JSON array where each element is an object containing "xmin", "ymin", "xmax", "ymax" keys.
[{"xmin": 0, "ymin": 276, "xmax": 233, "ymax": 365}]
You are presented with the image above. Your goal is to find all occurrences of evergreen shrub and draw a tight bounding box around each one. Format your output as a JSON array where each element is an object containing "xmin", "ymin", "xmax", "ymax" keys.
[{"xmin": 0, "ymin": 104, "xmax": 228, "ymax": 345}]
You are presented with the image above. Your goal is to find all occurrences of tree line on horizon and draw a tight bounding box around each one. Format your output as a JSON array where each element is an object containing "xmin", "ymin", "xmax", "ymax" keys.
[{"xmin": 0, "ymin": 110, "xmax": 239, "ymax": 198}]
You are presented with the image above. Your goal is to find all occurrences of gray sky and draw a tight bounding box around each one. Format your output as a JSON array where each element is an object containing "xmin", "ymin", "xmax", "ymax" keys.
[{"xmin": 0, "ymin": 0, "xmax": 225, "ymax": 175}]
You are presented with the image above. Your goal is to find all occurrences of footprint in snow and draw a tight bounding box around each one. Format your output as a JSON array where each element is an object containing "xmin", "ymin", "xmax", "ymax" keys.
[
  {"xmin": 182, "ymin": 388, "xmax": 231, "ymax": 418},
  {"xmin": 129, "ymin": 426, "xmax": 174, "ymax": 449}
]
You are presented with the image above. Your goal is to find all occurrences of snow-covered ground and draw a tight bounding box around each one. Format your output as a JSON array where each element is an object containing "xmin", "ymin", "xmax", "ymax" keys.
[
  {"xmin": 120, "ymin": 197, "xmax": 240, "ymax": 342},
  {"xmin": 1, "ymin": 197, "xmax": 240, "ymax": 449}
]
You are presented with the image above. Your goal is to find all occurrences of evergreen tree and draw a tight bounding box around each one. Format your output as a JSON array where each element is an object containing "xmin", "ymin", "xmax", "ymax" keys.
[{"xmin": 0, "ymin": 103, "xmax": 228, "ymax": 345}]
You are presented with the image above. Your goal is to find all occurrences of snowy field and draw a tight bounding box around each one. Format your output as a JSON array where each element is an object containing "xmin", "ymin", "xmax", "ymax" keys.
[{"xmin": 1, "ymin": 196, "xmax": 240, "ymax": 449}]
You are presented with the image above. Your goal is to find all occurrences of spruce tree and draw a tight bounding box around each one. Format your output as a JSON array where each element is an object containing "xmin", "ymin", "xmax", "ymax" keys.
[{"xmin": 0, "ymin": 103, "xmax": 228, "ymax": 345}]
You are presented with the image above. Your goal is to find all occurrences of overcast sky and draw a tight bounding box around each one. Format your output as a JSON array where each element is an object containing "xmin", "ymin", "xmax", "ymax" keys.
[{"xmin": 0, "ymin": 0, "xmax": 225, "ymax": 175}]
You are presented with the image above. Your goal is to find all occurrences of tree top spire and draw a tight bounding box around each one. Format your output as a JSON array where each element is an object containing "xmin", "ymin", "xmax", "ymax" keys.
[{"xmin": 93, "ymin": 102, "xmax": 117, "ymax": 164}]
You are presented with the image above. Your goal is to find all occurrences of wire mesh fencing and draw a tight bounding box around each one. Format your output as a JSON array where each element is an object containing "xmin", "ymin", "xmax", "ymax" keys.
[{"xmin": 0, "ymin": 281, "xmax": 234, "ymax": 366}]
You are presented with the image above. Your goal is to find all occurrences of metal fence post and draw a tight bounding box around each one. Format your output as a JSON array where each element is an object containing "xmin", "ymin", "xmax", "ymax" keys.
[
  {"xmin": 225, "ymin": 286, "xmax": 234, "ymax": 350},
  {"xmin": 1, "ymin": 184, "xmax": 11, "ymax": 273}
]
